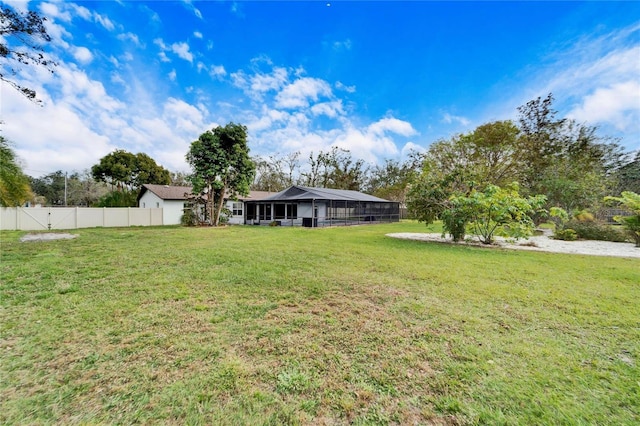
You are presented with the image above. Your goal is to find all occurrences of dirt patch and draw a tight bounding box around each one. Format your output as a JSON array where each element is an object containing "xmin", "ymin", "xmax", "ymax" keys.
[{"xmin": 20, "ymin": 233, "xmax": 78, "ymax": 242}]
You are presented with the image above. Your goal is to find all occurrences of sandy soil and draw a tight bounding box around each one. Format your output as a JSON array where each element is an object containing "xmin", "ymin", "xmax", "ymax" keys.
[
  {"xmin": 20, "ymin": 233, "xmax": 78, "ymax": 242},
  {"xmin": 386, "ymin": 230, "xmax": 640, "ymax": 259}
]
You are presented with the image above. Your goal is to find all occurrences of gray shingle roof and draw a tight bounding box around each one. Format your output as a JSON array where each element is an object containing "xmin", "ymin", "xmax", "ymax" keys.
[
  {"xmin": 260, "ymin": 186, "xmax": 392, "ymax": 202},
  {"xmin": 139, "ymin": 184, "xmax": 274, "ymax": 201},
  {"xmin": 140, "ymin": 184, "xmax": 193, "ymax": 200}
]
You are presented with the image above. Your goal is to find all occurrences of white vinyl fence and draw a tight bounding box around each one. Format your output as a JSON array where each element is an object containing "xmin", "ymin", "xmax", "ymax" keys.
[{"xmin": 0, "ymin": 207, "xmax": 163, "ymax": 231}]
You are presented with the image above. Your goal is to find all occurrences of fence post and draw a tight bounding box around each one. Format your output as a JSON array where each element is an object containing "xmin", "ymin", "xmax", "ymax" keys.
[{"xmin": 103, "ymin": 207, "xmax": 106, "ymax": 227}]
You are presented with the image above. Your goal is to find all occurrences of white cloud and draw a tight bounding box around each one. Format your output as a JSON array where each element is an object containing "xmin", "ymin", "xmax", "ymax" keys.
[
  {"xmin": 154, "ymin": 38, "xmax": 194, "ymax": 63},
  {"xmin": 73, "ymin": 47, "xmax": 93, "ymax": 64},
  {"xmin": 94, "ymin": 13, "xmax": 115, "ymax": 31},
  {"xmin": 210, "ymin": 65, "xmax": 227, "ymax": 79},
  {"xmin": 310, "ymin": 101, "xmax": 345, "ymax": 118},
  {"xmin": 567, "ymin": 80, "xmax": 640, "ymax": 132},
  {"xmin": 335, "ymin": 81, "xmax": 356, "ymax": 93},
  {"xmin": 401, "ymin": 142, "xmax": 426, "ymax": 157},
  {"xmin": 333, "ymin": 39, "xmax": 352, "ymax": 50},
  {"xmin": 441, "ymin": 113, "xmax": 471, "ymax": 127},
  {"xmin": 171, "ymin": 42, "xmax": 194, "ymax": 63},
  {"xmin": 117, "ymin": 32, "xmax": 141, "ymax": 46},
  {"xmin": 40, "ymin": 2, "xmax": 72, "ymax": 22},
  {"xmin": 168, "ymin": 69, "xmax": 177, "ymax": 81},
  {"xmin": 158, "ymin": 51, "xmax": 170, "ymax": 63},
  {"xmin": 251, "ymin": 67, "xmax": 289, "ymax": 92},
  {"xmin": 487, "ymin": 22, "xmax": 640, "ymax": 151},
  {"xmin": 368, "ymin": 117, "xmax": 417, "ymax": 137},
  {"xmin": 194, "ymin": 31, "xmax": 203, "ymax": 39},
  {"xmin": 275, "ymin": 77, "xmax": 332, "ymax": 109}
]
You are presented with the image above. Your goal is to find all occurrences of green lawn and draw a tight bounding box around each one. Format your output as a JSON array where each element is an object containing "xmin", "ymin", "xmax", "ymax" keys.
[{"xmin": 1, "ymin": 222, "xmax": 638, "ymax": 425}]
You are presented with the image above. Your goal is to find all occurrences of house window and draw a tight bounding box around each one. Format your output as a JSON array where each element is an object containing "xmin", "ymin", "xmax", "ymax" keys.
[
  {"xmin": 274, "ymin": 204, "xmax": 286, "ymax": 219},
  {"xmin": 260, "ymin": 204, "xmax": 272, "ymax": 220},
  {"xmin": 232, "ymin": 202, "xmax": 243, "ymax": 216},
  {"xmin": 286, "ymin": 204, "xmax": 297, "ymax": 218},
  {"xmin": 142, "ymin": 202, "xmax": 146, "ymax": 208},
  {"xmin": 156, "ymin": 202, "xmax": 160, "ymax": 208}
]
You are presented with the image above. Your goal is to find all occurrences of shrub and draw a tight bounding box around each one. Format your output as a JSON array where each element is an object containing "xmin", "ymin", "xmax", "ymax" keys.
[
  {"xmin": 181, "ymin": 209, "xmax": 198, "ymax": 226},
  {"xmin": 564, "ymin": 219, "xmax": 628, "ymax": 242},
  {"xmin": 553, "ymin": 228, "xmax": 577, "ymax": 241},
  {"xmin": 605, "ymin": 191, "xmax": 640, "ymax": 247}
]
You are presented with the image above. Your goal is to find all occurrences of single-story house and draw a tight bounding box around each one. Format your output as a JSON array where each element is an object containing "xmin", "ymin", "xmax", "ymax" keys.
[
  {"xmin": 243, "ymin": 185, "xmax": 400, "ymax": 227},
  {"xmin": 137, "ymin": 184, "xmax": 273, "ymax": 225}
]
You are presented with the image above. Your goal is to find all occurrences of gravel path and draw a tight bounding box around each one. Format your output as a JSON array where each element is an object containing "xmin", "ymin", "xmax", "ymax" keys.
[{"xmin": 387, "ymin": 231, "xmax": 640, "ymax": 259}]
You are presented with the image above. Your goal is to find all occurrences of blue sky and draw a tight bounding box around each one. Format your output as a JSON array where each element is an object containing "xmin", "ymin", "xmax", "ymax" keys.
[{"xmin": 2, "ymin": 0, "xmax": 639, "ymax": 177}]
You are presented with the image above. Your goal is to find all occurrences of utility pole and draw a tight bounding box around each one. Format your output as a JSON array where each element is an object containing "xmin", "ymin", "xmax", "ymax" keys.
[{"xmin": 64, "ymin": 172, "xmax": 68, "ymax": 206}]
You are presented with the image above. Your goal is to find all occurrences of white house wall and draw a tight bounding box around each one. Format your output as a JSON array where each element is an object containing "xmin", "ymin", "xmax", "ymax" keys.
[
  {"xmin": 224, "ymin": 200, "xmax": 244, "ymax": 225},
  {"xmin": 139, "ymin": 192, "xmax": 184, "ymax": 225}
]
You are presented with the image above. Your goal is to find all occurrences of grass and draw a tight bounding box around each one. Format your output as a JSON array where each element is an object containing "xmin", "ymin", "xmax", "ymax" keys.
[{"xmin": 1, "ymin": 221, "xmax": 638, "ymax": 425}]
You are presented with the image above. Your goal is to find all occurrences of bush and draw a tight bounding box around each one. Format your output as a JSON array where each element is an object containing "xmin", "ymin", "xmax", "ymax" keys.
[
  {"xmin": 553, "ymin": 228, "xmax": 577, "ymax": 241},
  {"xmin": 564, "ymin": 219, "xmax": 628, "ymax": 242},
  {"xmin": 94, "ymin": 190, "xmax": 137, "ymax": 207},
  {"xmin": 181, "ymin": 209, "xmax": 198, "ymax": 226},
  {"xmin": 605, "ymin": 191, "xmax": 640, "ymax": 247}
]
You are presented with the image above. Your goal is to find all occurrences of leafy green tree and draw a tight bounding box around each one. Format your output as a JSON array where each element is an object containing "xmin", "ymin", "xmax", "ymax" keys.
[
  {"xmin": 30, "ymin": 169, "xmax": 109, "ymax": 206},
  {"xmin": 91, "ymin": 150, "xmax": 171, "ymax": 190},
  {"xmin": 605, "ymin": 191, "xmax": 640, "ymax": 247},
  {"xmin": 516, "ymin": 93, "xmax": 623, "ymax": 210},
  {"xmin": 0, "ymin": 136, "xmax": 32, "ymax": 206},
  {"xmin": 94, "ymin": 190, "xmax": 138, "ymax": 208},
  {"xmin": 614, "ymin": 151, "xmax": 640, "ymax": 194},
  {"xmin": 449, "ymin": 183, "xmax": 546, "ymax": 244},
  {"xmin": 407, "ymin": 166, "xmax": 473, "ymax": 241},
  {"xmin": 91, "ymin": 149, "xmax": 137, "ymax": 189},
  {"xmin": 420, "ymin": 120, "xmax": 525, "ymax": 190},
  {"xmin": 366, "ymin": 158, "xmax": 418, "ymax": 204},
  {"xmin": 0, "ymin": 4, "xmax": 56, "ymax": 103},
  {"xmin": 30, "ymin": 170, "xmax": 66, "ymax": 205},
  {"xmin": 186, "ymin": 123, "xmax": 255, "ymax": 226}
]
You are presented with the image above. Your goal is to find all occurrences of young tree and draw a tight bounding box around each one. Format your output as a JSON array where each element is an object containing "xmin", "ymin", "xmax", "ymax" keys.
[
  {"xmin": 450, "ymin": 183, "xmax": 547, "ymax": 244},
  {"xmin": 0, "ymin": 4, "xmax": 56, "ymax": 103},
  {"xmin": 0, "ymin": 136, "xmax": 32, "ymax": 206},
  {"xmin": 407, "ymin": 166, "xmax": 473, "ymax": 241},
  {"xmin": 186, "ymin": 123, "xmax": 255, "ymax": 226}
]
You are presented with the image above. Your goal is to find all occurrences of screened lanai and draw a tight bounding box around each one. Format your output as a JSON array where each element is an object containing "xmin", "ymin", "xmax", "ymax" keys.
[{"xmin": 243, "ymin": 186, "xmax": 400, "ymax": 227}]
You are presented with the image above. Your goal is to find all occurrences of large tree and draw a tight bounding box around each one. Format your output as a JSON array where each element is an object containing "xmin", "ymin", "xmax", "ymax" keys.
[
  {"xmin": 187, "ymin": 123, "xmax": 255, "ymax": 226},
  {"xmin": 0, "ymin": 136, "xmax": 33, "ymax": 206},
  {"xmin": 0, "ymin": 4, "xmax": 56, "ymax": 103},
  {"xmin": 251, "ymin": 151, "xmax": 300, "ymax": 192},
  {"xmin": 614, "ymin": 151, "xmax": 640, "ymax": 195},
  {"xmin": 516, "ymin": 93, "xmax": 623, "ymax": 210},
  {"xmin": 301, "ymin": 147, "xmax": 367, "ymax": 190},
  {"xmin": 365, "ymin": 158, "xmax": 418, "ymax": 204},
  {"xmin": 30, "ymin": 169, "xmax": 109, "ymax": 206},
  {"xmin": 91, "ymin": 149, "xmax": 171, "ymax": 191}
]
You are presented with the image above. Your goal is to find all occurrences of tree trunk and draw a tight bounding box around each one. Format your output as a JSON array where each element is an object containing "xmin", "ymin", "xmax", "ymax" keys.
[{"xmin": 212, "ymin": 184, "xmax": 227, "ymax": 226}]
